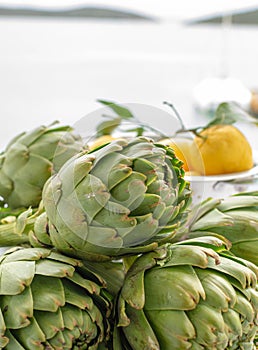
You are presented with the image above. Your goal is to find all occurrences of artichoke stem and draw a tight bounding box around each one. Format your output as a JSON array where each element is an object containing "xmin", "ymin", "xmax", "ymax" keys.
[{"xmin": 0, "ymin": 223, "xmax": 30, "ymax": 246}]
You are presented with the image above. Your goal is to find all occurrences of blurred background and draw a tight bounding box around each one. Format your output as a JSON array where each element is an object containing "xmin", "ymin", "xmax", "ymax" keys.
[{"xmin": 1, "ymin": 0, "xmax": 258, "ymax": 149}]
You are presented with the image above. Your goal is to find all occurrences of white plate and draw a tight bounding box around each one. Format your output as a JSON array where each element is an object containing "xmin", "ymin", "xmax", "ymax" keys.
[
  {"xmin": 185, "ymin": 164, "xmax": 258, "ymax": 183},
  {"xmin": 185, "ymin": 150, "xmax": 258, "ymax": 203}
]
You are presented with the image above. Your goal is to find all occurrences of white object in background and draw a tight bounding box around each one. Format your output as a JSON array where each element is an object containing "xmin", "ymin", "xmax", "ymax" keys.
[{"xmin": 193, "ymin": 77, "xmax": 252, "ymax": 114}]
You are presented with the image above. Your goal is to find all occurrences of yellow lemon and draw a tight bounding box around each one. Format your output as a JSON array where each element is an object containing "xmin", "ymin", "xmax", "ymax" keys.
[
  {"xmin": 191, "ymin": 124, "xmax": 253, "ymax": 175},
  {"xmin": 89, "ymin": 135, "xmax": 116, "ymax": 150},
  {"xmin": 158, "ymin": 137, "xmax": 193, "ymax": 171}
]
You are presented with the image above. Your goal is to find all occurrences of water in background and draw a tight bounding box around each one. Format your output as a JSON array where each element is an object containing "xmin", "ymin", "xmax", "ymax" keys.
[{"xmin": 0, "ymin": 17, "xmax": 257, "ymax": 149}]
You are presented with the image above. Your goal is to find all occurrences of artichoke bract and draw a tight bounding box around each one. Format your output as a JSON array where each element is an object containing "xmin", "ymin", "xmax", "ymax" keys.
[
  {"xmin": 42, "ymin": 137, "xmax": 191, "ymax": 261},
  {"xmin": 115, "ymin": 238, "xmax": 258, "ymax": 350},
  {"xmin": 0, "ymin": 246, "xmax": 111, "ymax": 349},
  {"xmin": 179, "ymin": 192, "xmax": 258, "ymax": 266},
  {"xmin": 0, "ymin": 122, "xmax": 84, "ymax": 209}
]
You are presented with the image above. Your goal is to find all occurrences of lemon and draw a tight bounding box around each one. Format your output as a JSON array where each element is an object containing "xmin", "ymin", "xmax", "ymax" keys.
[
  {"xmin": 191, "ymin": 124, "xmax": 253, "ymax": 175},
  {"xmin": 89, "ymin": 135, "xmax": 116, "ymax": 150},
  {"xmin": 158, "ymin": 137, "xmax": 194, "ymax": 171}
]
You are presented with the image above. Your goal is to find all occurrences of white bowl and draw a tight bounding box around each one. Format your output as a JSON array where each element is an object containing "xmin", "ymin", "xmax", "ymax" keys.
[{"xmin": 185, "ymin": 152, "xmax": 258, "ymax": 203}]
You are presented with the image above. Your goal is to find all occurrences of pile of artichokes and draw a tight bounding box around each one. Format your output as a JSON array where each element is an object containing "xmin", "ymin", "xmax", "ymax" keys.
[{"xmin": 0, "ymin": 120, "xmax": 257, "ymax": 349}]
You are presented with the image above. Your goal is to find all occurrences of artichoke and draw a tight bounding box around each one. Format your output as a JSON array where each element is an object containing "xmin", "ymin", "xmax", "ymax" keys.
[
  {"xmin": 42, "ymin": 137, "xmax": 191, "ymax": 261},
  {"xmin": 0, "ymin": 246, "xmax": 112, "ymax": 349},
  {"xmin": 0, "ymin": 204, "xmax": 126, "ymax": 293},
  {"xmin": 178, "ymin": 191, "xmax": 258, "ymax": 265},
  {"xmin": 0, "ymin": 122, "xmax": 85, "ymax": 209},
  {"xmin": 115, "ymin": 237, "xmax": 258, "ymax": 349}
]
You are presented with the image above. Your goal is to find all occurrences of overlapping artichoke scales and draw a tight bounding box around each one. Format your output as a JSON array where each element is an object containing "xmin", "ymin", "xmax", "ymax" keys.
[
  {"xmin": 42, "ymin": 137, "xmax": 191, "ymax": 261},
  {"xmin": 115, "ymin": 237, "xmax": 258, "ymax": 350},
  {"xmin": 0, "ymin": 123, "xmax": 85, "ymax": 209},
  {"xmin": 0, "ymin": 247, "xmax": 112, "ymax": 349},
  {"xmin": 179, "ymin": 192, "xmax": 258, "ymax": 266}
]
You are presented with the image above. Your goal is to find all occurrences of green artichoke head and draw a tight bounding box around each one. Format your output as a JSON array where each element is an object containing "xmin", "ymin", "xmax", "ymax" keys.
[
  {"xmin": 0, "ymin": 122, "xmax": 85, "ymax": 209},
  {"xmin": 42, "ymin": 137, "xmax": 191, "ymax": 261},
  {"xmin": 115, "ymin": 237, "xmax": 258, "ymax": 350},
  {"xmin": 180, "ymin": 192, "xmax": 258, "ymax": 266},
  {"xmin": 0, "ymin": 246, "xmax": 112, "ymax": 349}
]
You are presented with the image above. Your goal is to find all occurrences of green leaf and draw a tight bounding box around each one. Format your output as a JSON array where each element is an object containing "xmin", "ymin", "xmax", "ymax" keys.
[
  {"xmin": 97, "ymin": 100, "xmax": 134, "ymax": 119},
  {"xmin": 205, "ymin": 102, "xmax": 258, "ymax": 129},
  {"xmin": 213, "ymin": 102, "xmax": 241, "ymax": 125},
  {"xmin": 126, "ymin": 127, "xmax": 145, "ymax": 136},
  {"xmin": 96, "ymin": 117, "xmax": 122, "ymax": 136}
]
